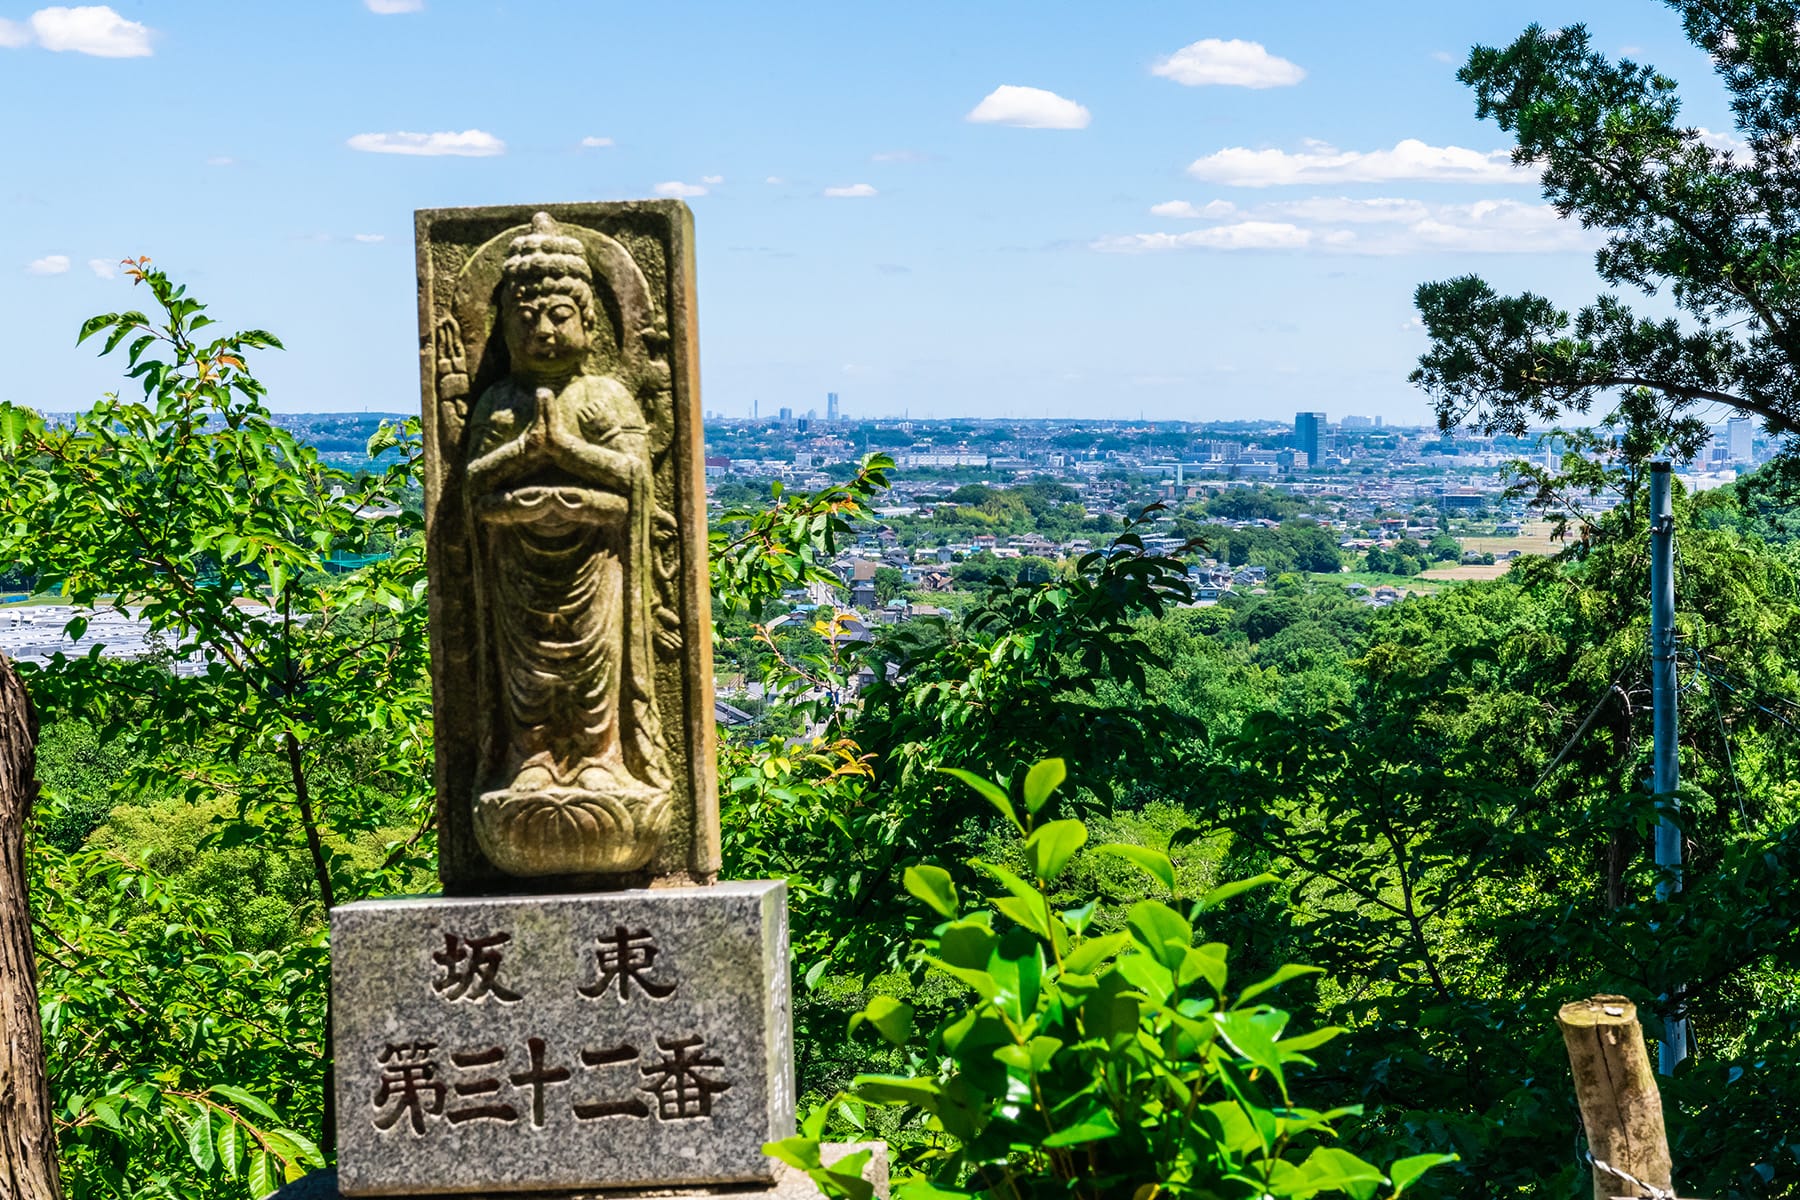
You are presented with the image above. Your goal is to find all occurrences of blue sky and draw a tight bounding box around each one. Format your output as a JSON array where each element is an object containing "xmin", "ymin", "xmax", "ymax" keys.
[{"xmin": 0, "ymin": 1, "xmax": 1738, "ymax": 423}]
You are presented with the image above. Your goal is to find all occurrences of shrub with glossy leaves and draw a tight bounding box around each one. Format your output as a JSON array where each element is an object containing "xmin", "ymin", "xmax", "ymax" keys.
[{"xmin": 770, "ymin": 760, "xmax": 1454, "ymax": 1200}]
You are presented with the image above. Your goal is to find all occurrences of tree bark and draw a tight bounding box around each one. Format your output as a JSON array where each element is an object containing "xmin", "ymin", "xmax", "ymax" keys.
[
  {"xmin": 0, "ymin": 653, "xmax": 61, "ymax": 1200},
  {"xmin": 1558, "ymin": 995, "xmax": 1674, "ymax": 1200}
]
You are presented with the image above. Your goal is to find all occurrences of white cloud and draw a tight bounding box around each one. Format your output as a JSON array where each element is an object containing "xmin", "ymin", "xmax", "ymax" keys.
[
  {"xmin": 206, "ymin": 155, "xmax": 236, "ymax": 167},
  {"xmin": 1187, "ymin": 138, "xmax": 1528, "ymax": 186},
  {"xmin": 25, "ymin": 254, "xmax": 70, "ymax": 275},
  {"xmin": 654, "ymin": 180, "xmax": 707, "ymax": 198},
  {"xmin": 353, "ymin": 233, "xmax": 386, "ymax": 243},
  {"xmin": 966, "ymin": 85, "xmax": 1091, "ymax": 130},
  {"xmin": 28, "ymin": 6, "xmax": 151, "ymax": 56},
  {"xmin": 1096, "ymin": 195, "xmax": 1597, "ymax": 256},
  {"xmin": 1697, "ymin": 126, "xmax": 1747, "ymax": 154},
  {"xmin": 86, "ymin": 257, "xmax": 115, "ymax": 278},
  {"xmin": 0, "ymin": 18, "xmax": 29, "ymax": 47},
  {"xmin": 1095, "ymin": 222, "xmax": 1315, "ymax": 253},
  {"xmin": 1266, "ymin": 196, "xmax": 1431, "ymax": 223},
  {"xmin": 701, "ymin": 174, "xmax": 724, "ymax": 184},
  {"xmin": 1151, "ymin": 39, "xmax": 1304, "ymax": 88},
  {"xmin": 1149, "ymin": 199, "xmax": 1238, "ymax": 219},
  {"xmin": 365, "ymin": 0, "xmax": 424, "ymax": 12},
  {"xmin": 765, "ymin": 176, "xmax": 784, "ymax": 184},
  {"xmin": 579, "ymin": 136, "xmax": 614, "ymax": 149},
  {"xmin": 824, "ymin": 183, "xmax": 877, "ymax": 198},
  {"xmin": 1430, "ymin": 50, "xmax": 1457, "ymax": 64},
  {"xmin": 872, "ymin": 149, "xmax": 925, "ymax": 163},
  {"xmin": 347, "ymin": 129, "xmax": 504, "ymax": 157}
]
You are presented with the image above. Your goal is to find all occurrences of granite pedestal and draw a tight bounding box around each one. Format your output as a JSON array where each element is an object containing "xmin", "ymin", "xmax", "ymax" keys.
[{"xmin": 332, "ymin": 882, "xmax": 792, "ymax": 1196}]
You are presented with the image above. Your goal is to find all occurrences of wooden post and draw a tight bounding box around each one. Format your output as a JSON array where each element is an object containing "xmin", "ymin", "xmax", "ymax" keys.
[
  {"xmin": 1558, "ymin": 995, "xmax": 1673, "ymax": 1200},
  {"xmin": 0, "ymin": 652, "xmax": 62, "ymax": 1200}
]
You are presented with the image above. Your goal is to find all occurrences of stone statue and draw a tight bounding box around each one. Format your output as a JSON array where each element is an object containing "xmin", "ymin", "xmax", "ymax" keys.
[{"xmin": 417, "ymin": 204, "xmax": 717, "ymax": 890}]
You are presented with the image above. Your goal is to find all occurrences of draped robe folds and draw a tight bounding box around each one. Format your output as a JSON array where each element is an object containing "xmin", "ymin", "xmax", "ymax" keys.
[{"xmin": 463, "ymin": 370, "xmax": 672, "ymax": 875}]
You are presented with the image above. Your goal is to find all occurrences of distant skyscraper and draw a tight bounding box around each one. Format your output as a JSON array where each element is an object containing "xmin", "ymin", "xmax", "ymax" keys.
[
  {"xmin": 1294, "ymin": 412, "xmax": 1328, "ymax": 466},
  {"xmin": 778, "ymin": 406, "xmax": 793, "ymax": 423},
  {"xmin": 827, "ymin": 392, "xmax": 840, "ymax": 422},
  {"xmin": 1727, "ymin": 415, "xmax": 1754, "ymax": 463}
]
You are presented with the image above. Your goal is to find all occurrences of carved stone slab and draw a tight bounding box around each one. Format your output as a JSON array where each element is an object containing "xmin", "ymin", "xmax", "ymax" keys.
[
  {"xmin": 332, "ymin": 883, "xmax": 793, "ymax": 1196},
  {"xmin": 415, "ymin": 202, "xmax": 716, "ymax": 893}
]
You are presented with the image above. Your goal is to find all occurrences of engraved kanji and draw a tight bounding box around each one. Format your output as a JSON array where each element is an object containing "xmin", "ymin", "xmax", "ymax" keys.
[
  {"xmin": 431, "ymin": 931, "xmax": 523, "ymax": 1003},
  {"xmin": 640, "ymin": 1035, "xmax": 731, "ymax": 1119},
  {"xmin": 509, "ymin": 1036, "xmax": 572, "ymax": 1128},
  {"xmin": 446, "ymin": 1046, "xmax": 519, "ymax": 1125},
  {"xmin": 573, "ymin": 1043, "xmax": 650, "ymax": 1120},
  {"xmin": 372, "ymin": 1040, "xmax": 445, "ymax": 1134},
  {"xmin": 577, "ymin": 926, "xmax": 676, "ymax": 1002}
]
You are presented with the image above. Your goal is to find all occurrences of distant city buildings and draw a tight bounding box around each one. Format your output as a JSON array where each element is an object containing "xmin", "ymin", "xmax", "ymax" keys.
[
  {"xmin": 1728, "ymin": 416, "xmax": 1753, "ymax": 463},
  {"xmin": 827, "ymin": 392, "xmax": 840, "ymax": 422},
  {"xmin": 1294, "ymin": 412, "xmax": 1329, "ymax": 466},
  {"xmin": 1340, "ymin": 415, "xmax": 1383, "ymax": 430}
]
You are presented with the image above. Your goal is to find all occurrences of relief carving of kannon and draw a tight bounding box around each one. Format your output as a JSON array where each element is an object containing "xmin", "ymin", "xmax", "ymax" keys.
[{"xmin": 420, "ymin": 207, "xmax": 713, "ymax": 885}]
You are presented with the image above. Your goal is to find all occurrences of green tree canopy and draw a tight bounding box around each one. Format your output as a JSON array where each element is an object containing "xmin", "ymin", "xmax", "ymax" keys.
[{"xmin": 1412, "ymin": 4, "xmax": 1800, "ymax": 451}]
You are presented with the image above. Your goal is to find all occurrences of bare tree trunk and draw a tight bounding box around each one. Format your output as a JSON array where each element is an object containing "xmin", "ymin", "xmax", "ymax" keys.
[{"xmin": 0, "ymin": 654, "xmax": 62, "ymax": 1200}]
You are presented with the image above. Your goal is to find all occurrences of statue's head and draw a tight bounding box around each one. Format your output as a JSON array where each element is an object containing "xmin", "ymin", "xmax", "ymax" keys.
[{"xmin": 499, "ymin": 213, "xmax": 599, "ymax": 373}]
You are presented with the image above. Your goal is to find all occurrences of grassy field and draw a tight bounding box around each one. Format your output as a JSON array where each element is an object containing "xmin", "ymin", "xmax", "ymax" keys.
[
  {"xmin": 1420, "ymin": 563, "xmax": 1512, "ymax": 582},
  {"xmin": 1455, "ymin": 519, "xmax": 1564, "ymax": 557},
  {"xmin": 1323, "ymin": 571, "xmax": 1443, "ymax": 595}
]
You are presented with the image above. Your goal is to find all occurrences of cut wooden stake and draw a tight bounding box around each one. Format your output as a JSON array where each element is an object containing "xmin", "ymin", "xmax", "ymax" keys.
[{"xmin": 1559, "ymin": 995, "xmax": 1674, "ymax": 1200}]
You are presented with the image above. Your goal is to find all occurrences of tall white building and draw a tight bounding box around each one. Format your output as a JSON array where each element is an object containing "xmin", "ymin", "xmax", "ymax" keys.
[{"xmin": 1727, "ymin": 416, "xmax": 1754, "ymax": 463}]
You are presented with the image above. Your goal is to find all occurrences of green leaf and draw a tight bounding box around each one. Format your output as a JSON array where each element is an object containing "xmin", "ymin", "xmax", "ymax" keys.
[
  {"xmin": 247, "ymin": 1150, "xmax": 280, "ymax": 1198},
  {"xmin": 1299, "ymin": 1147, "xmax": 1386, "ymax": 1200},
  {"xmin": 1389, "ymin": 1153, "xmax": 1460, "ymax": 1197},
  {"xmin": 939, "ymin": 767, "xmax": 1023, "ymax": 833},
  {"xmin": 1197, "ymin": 873, "xmax": 1279, "ymax": 912},
  {"xmin": 903, "ymin": 864, "xmax": 958, "ymax": 918},
  {"xmin": 217, "ymin": 1116, "xmax": 245, "ymax": 1176},
  {"xmin": 1126, "ymin": 899, "xmax": 1192, "ymax": 970},
  {"xmin": 185, "ymin": 1106, "xmax": 216, "ymax": 1172},
  {"xmin": 1095, "ymin": 843, "xmax": 1175, "ymax": 891},
  {"xmin": 851, "ymin": 1074, "xmax": 942, "ymax": 1108},
  {"xmin": 1062, "ymin": 931, "xmax": 1132, "ymax": 976},
  {"xmin": 1022, "ymin": 757, "xmax": 1067, "ymax": 814},
  {"xmin": 1042, "ymin": 1108, "xmax": 1120, "ymax": 1147},
  {"xmin": 852, "ymin": 996, "xmax": 914, "ymax": 1046},
  {"xmin": 992, "ymin": 893, "xmax": 1054, "ymax": 940},
  {"xmin": 764, "ymin": 1135, "xmax": 825, "ymax": 1172},
  {"xmin": 77, "ymin": 313, "xmax": 117, "ymax": 345},
  {"xmin": 1024, "ymin": 819, "xmax": 1087, "ymax": 883},
  {"xmin": 1236, "ymin": 963, "xmax": 1322, "ymax": 1006},
  {"xmin": 205, "ymin": 1085, "xmax": 279, "ymax": 1123}
]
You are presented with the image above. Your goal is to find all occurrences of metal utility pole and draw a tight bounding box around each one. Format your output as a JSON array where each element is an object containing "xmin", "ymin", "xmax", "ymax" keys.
[{"xmin": 1649, "ymin": 460, "xmax": 1688, "ymax": 1074}]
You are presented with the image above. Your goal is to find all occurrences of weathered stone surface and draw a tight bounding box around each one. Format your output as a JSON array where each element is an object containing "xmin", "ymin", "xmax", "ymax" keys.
[
  {"xmin": 416, "ymin": 202, "xmax": 716, "ymax": 893},
  {"xmin": 272, "ymin": 1144, "xmax": 889, "ymax": 1200},
  {"xmin": 333, "ymin": 883, "xmax": 791, "ymax": 1196}
]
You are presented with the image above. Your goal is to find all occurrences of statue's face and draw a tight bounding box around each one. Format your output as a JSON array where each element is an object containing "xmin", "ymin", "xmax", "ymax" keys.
[{"xmin": 503, "ymin": 285, "xmax": 592, "ymax": 372}]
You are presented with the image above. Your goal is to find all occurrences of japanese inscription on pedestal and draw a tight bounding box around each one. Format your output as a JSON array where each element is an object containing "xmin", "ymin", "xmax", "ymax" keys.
[
  {"xmin": 373, "ymin": 925, "xmax": 728, "ymax": 1134},
  {"xmin": 333, "ymin": 883, "xmax": 792, "ymax": 1196}
]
